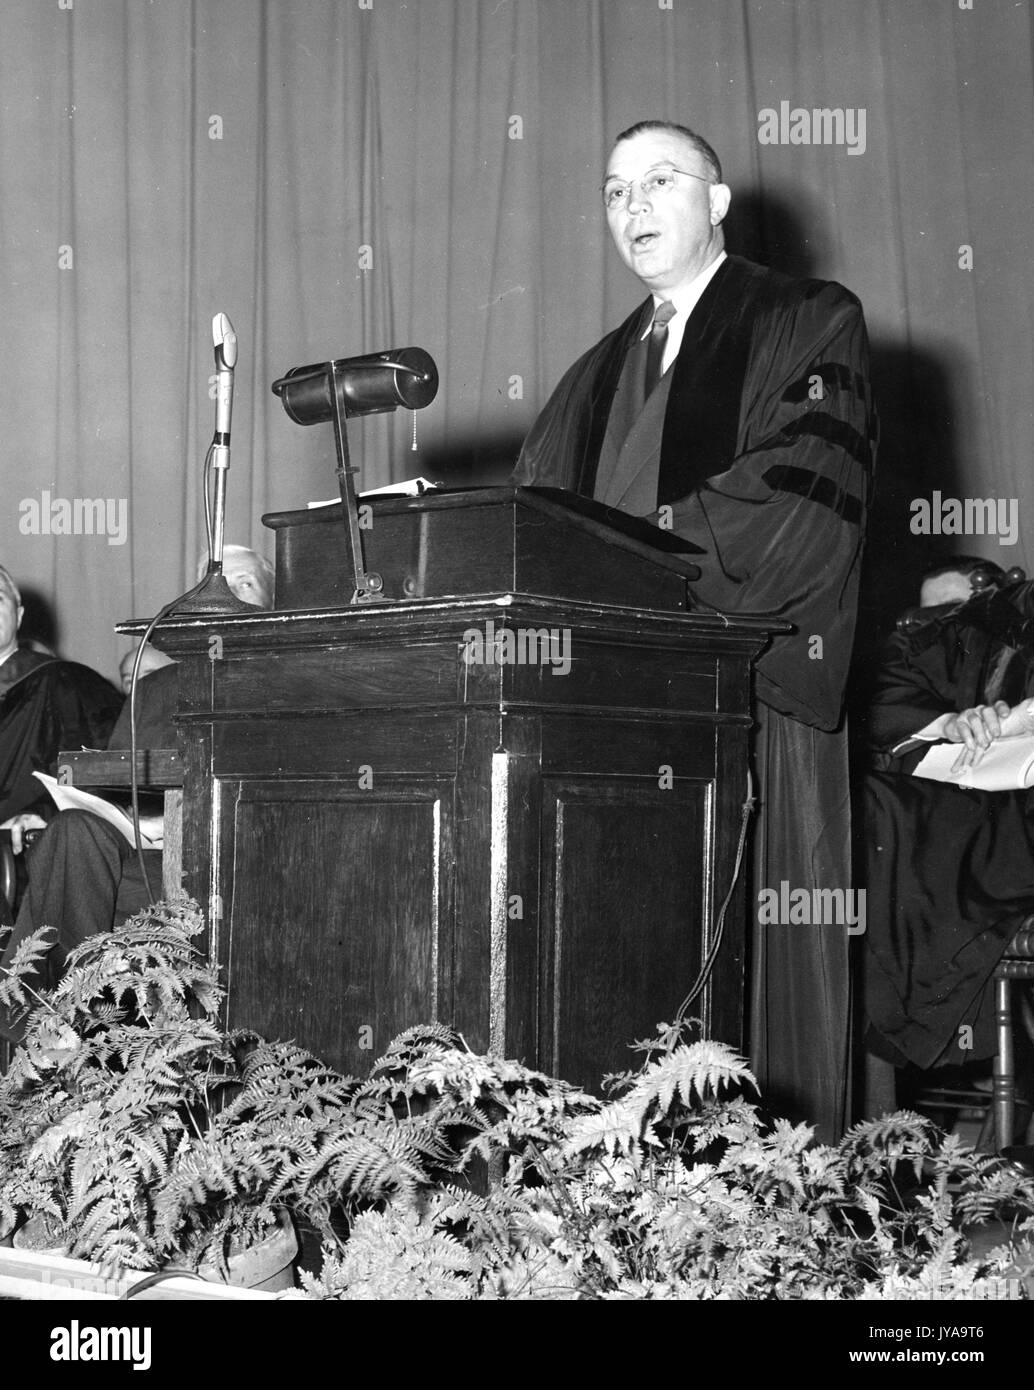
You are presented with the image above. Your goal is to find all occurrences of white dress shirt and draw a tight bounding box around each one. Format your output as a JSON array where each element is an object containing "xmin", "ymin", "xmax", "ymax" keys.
[{"xmin": 640, "ymin": 250, "xmax": 728, "ymax": 376}]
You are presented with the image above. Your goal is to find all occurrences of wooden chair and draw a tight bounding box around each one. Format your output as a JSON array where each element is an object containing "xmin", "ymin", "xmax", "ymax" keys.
[
  {"xmin": 0, "ymin": 834, "xmax": 13, "ymax": 1073},
  {"xmin": 910, "ymin": 922, "xmax": 1034, "ymax": 1153},
  {"xmin": 0, "ymin": 832, "xmax": 15, "ymax": 921},
  {"xmin": 886, "ymin": 577, "xmax": 1034, "ymax": 1151},
  {"xmin": 993, "ymin": 916, "xmax": 1034, "ymax": 1151}
]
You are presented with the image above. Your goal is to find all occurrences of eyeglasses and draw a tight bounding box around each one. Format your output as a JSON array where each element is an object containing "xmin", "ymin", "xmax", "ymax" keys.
[{"xmin": 601, "ymin": 165, "xmax": 712, "ymax": 211}]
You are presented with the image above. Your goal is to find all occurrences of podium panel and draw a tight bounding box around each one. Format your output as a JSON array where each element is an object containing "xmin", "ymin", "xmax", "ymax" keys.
[
  {"xmin": 543, "ymin": 782, "xmax": 713, "ymax": 1086},
  {"xmin": 220, "ymin": 782, "xmax": 449, "ymax": 1069}
]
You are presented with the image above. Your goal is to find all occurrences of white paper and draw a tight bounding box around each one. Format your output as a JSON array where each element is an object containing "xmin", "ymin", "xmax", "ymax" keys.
[
  {"xmin": 32, "ymin": 772, "xmax": 163, "ymax": 849},
  {"xmin": 307, "ymin": 477, "xmax": 439, "ymax": 508},
  {"xmin": 912, "ymin": 734, "xmax": 1034, "ymax": 792}
]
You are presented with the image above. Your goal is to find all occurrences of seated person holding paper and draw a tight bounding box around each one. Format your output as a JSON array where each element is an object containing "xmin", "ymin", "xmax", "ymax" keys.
[
  {"xmin": 0, "ymin": 564, "xmax": 122, "ymax": 863},
  {"xmin": 862, "ymin": 556, "xmax": 1034, "ymax": 1079},
  {"xmin": 0, "ymin": 663, "xmax": 172, "ymax": 1016},
  {"xmin": 0, "ymin": 548, "xmax": 273, "ymax": 1027}
]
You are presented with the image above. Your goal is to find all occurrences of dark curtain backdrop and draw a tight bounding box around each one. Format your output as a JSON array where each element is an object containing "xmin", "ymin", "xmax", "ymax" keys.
[{"xmin": 0, "ymin": 0, "xmax": 1031, "ymax": 681}]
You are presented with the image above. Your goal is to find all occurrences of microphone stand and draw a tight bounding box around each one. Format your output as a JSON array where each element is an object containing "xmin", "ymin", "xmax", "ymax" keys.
[
  {"xmin": 170, "ymin": 313, "xmax": 255, "ymax": 618},
  {"xmin": 124, "ymin": 312, "xmax": 252, "ymax": 907},
  {"xmin": 328, "ymin": 359, "xmax": 385, "ymax": 604},
  {"xmin": 271, "ymin": 347, "xmax": 439, "ymax": 606}
]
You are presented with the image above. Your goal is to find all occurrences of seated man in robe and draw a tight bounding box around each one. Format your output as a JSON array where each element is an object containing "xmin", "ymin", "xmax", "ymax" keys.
[
  {"xmin": 112, "ymin": 548, "xmax": 272, "ymax": 698},
  {"xmin": 0, "ymin": 546, "xmax": 274, "ymax": 1025},
  {"xmin": 118, "ymin": 641, "xmax": 174, "ymax": 695},
  {"xmin": 0, "ymin": 563, "xmax": 122, "ymax": 857},
  {"xmin": 196, "ymin": 544, "xmax": 275, "ymax": 610},
  {"xmin": 861, "ymin": 556, "xmax": 1034, "ymax": 1108},
  {"xmin": 0, "ymin": 666, "xmax": 174, "ymax": 1010}
]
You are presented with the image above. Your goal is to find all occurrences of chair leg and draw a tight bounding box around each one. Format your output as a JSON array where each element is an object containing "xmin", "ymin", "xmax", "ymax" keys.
[{"xmin": 994, "ymin": 974, "xmax": 1015, "ymax": 1151}]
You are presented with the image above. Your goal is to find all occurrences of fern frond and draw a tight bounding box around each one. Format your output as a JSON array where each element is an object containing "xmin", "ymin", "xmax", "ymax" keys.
[
  {"xmin": 625, "ymin": 1041, "xmax": 756, "ymax": 1122},
  {"xmin": 370, "ymin": 1022, "xmax": 463, "ymax": 1071},
  {"xmin": 562, "ymin": 1101, "xmax": 660, "ymax": 1162},
  {"xmin": 0, "ymin": 926, "xmax": 58, "ymax": 1007},
  {"xmin": 298, "ymin": 1123, "xmax": 429, "ymax": 1206},
  {"xmin": 839, "ymin": 1109, "xmax": 936, "ymax": 1181}
]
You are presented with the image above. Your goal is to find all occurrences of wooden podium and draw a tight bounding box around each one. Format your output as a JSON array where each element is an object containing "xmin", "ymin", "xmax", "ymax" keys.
[{"xmin": 124, "ymin": 488, "xmax": 772, "ymax": 1091}]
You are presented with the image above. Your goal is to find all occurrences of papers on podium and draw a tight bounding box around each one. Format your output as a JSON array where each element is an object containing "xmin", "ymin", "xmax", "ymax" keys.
[{"xmin": 307, "ymin": 477, "xmax": 439, "ymax": 508}]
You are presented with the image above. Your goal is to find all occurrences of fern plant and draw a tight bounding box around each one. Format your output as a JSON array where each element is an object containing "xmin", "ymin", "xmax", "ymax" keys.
[
  {"xmin": 0, "ymin": 899, "xmax": 384, "ymax": 1272},
  {"xmin": 298, "ymin": 1023, "xmax": 1034, "ymax": 1301},
  {"xmin": 0, "ymin": 903, "xmax": 532, "ymax": 1274},
  {"xmin": 4, "ymin": 901, "xmax": 1034, "ymax": 1298}
]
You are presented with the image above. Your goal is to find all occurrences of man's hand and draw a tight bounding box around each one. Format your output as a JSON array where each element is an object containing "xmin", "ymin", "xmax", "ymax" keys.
[
  {"xmin": 135, "ymin": 814, "xmax": 164, "ymax": 849},
  {"xmin": 945, "ymin": 698, "xmax": 1034, "ymax": 771},
  {"xmin": 0, "ymin": 813, "xmax": 47, "ymax": 854}
]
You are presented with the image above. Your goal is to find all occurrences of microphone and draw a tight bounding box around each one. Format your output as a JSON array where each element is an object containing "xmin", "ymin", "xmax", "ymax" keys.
[
  {"xmin": 160, "ymin": 311, "xmax": 253, "ymax": 617},
  {"xmin": 209, "ymin": 312, "xmax": 238, "ymax": 568},
  {"xmin": 213, "ymin": 311, "xmax": 237, "ymax": 445},
  {"xmin": 270, "ymin": 345, "xmax": 440, "ymax": 604},
  {"xmin": 271, "ymin": 346, "xmax": 438, "ymax": 425}
]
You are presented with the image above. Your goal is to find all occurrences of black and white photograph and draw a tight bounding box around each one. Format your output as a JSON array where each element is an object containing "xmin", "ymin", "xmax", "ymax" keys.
[{"xmin": 0, "ymin": 0, "xmax": 1031, "ymax": 1348}]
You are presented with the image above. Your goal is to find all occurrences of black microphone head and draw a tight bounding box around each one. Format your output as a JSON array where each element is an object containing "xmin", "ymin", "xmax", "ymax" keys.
[
  {"xmin": 379, "ymin": 346, "xmax": 438, "ymax": 410},
  {"xmin": 271, "ymin": 346, "xmax": 438, "ymax": 424}
]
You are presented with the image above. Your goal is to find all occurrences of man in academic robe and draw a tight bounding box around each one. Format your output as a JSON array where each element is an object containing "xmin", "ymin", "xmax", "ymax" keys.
[
  {"xmin": 861, "ymin": 561, "xmax": 1034, "ymax": 1082},
  {"xmin": 0, "ymin": 547, "xmax": 274, "ymax": 1026},
  {"xmin": 513, "ymin": 121, "xmax": 876, "ymax": 1142},
  {"xmin": 0, "ymin": 564, "xmax": 122, "ymax": 846},
  {"xmin": 0, "ymin": 662, "xmax": 174, "ymax": 1019}
]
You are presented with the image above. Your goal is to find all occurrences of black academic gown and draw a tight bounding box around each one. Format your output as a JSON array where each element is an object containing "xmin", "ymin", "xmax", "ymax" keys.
[
  {"xmin": 861, "ymin": 589, "xmax": 1034, "ymax": 1069},
  {"xmin": 515, "ymin": 254, "xmax": 876, "ymax": 1142},
  {"xmin": 0, "ymin": 649, "xmax": 123, "ymax": 823},
  {"xmin": 0, "ymin": 665, "xmax": 175, "ymax": 1029}
]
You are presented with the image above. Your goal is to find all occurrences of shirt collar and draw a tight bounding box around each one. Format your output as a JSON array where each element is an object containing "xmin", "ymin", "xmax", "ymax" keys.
[{"xmin": 639, "ymin": 250, "xmax": 727, "ymax": 337}]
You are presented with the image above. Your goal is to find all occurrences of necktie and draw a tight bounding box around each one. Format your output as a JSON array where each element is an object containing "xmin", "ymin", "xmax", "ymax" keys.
[{"xmin": 644, "ymin": 300, "xmax": 676, "ymax": 398}]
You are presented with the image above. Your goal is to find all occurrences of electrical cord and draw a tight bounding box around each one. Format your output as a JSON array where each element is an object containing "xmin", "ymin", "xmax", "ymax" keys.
[
  {"xmin": 127, "ymin": 587, "xmax": 200, "ymax": 903},
  {"xmin": 202, "ymin": 440, "xmax": 215, "ymax": 555},
  {"xmin": 674, "ymin": 769, "xmax": 755, "ymax": 1026},
  {"xmin": 128, "ymin": 437, "xmax": 222, "ymax": 899},
  {"xmin": 120, "ymin": 1266, "xmax": 205, "ymax": 1300}
]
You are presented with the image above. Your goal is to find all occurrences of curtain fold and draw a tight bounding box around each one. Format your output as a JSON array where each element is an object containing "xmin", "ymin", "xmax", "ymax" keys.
[{"xmin": 0, "ymin": 0, "xmax": 1029, "ymax": 687}]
